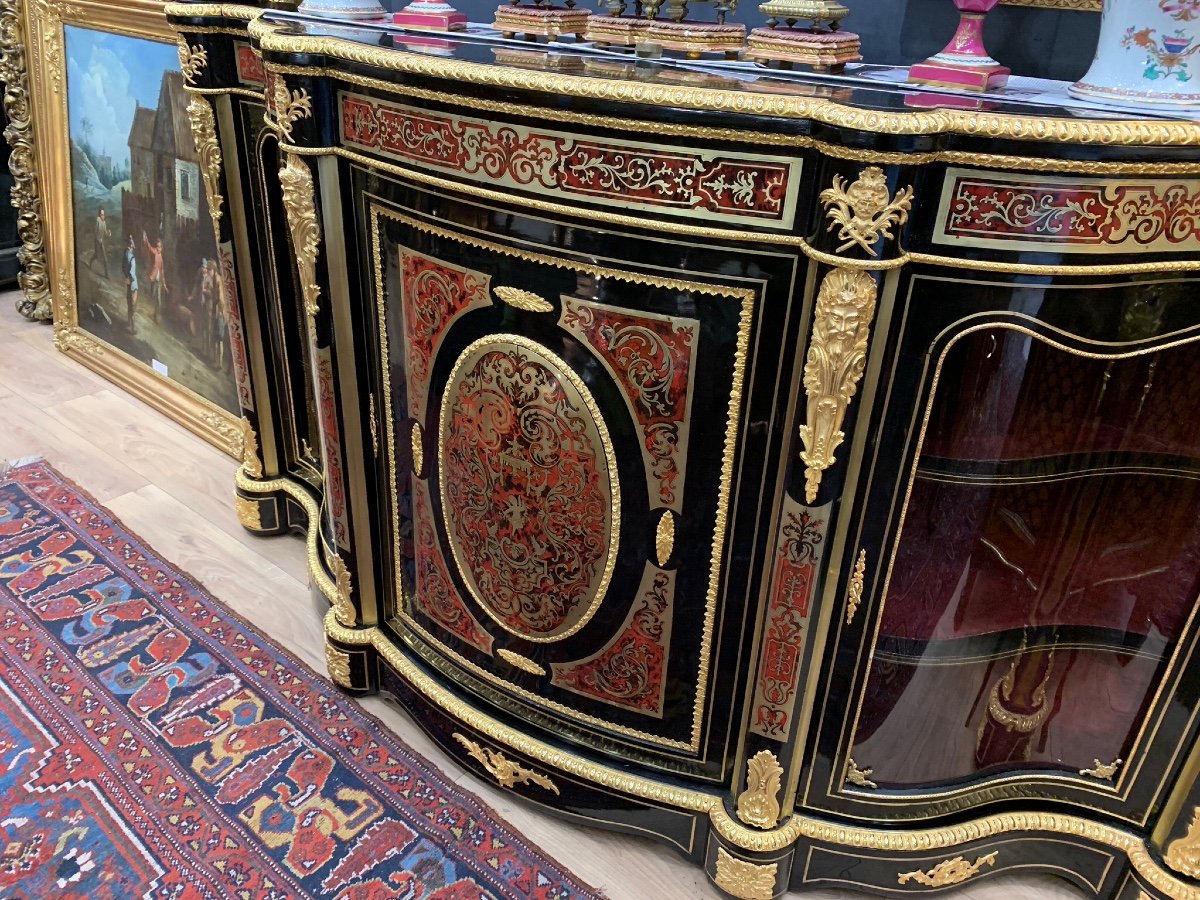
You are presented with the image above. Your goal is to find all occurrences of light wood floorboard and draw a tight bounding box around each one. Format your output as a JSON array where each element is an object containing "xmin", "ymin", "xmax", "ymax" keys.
[{"xmin": 0, "ymin": 294, "xmax": 1082, "ymax": 900}]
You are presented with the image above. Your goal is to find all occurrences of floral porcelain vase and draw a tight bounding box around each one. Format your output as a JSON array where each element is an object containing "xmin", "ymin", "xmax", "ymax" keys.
[
  {"xmin": 1071, "ymin": 0, "xmax": 1200, "ymax": 107},
  {"xmin": 296, "ymin": 0, "xmax": 388, "ymax": 19}
]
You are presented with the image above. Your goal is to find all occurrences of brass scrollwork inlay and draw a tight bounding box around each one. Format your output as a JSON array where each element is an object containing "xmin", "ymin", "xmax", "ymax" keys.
[
  {"xmin": 714, "ymin": 848, "xmax": 777, "ymax": 900},
  {"xmin": 273, "ymin": 82, "xmax": 313, "ymax": 142},
  {"xmin": 820, "ymin": 166, "xmax": 913, "ymax": 256},
  {"xmin": 452, "ymin": 733, "xmax": 560, "ymax": 794},
  {"xmin": 497, "ymin": 649, "xmax": 546, "ymax": 676},
  {"xmin": 898, "ymin": 852, "xmax": 998, "ymax": 886},
  {"xmin": 325, "ymin": 643, "xmax": 352, "ymax": 688},
  {"xmin": 330, "ymin": 554, "xmax": 357, "ymax": 628},
  {"xmin": 1166, "ymin": 807, "xmax": 1200, "ymax": 879},
  {"xmin": 240, "ymin": 417, "xmax": 263, "ymax": 479},
  {"xmin": 185, "ymin": 95, "xmax": 224, "ymax": 222},
  {"xmin": 736, "ymin": 750, "xmax": 783, "ymax": 830},
  {"xmin": 655, "ymin": 510, "xmax": 675, "ymax": 567},
  {"xmin": 1080, "ymin": 758, "xmax": 1122, "ymax": 781},
  {"xmin": 845, "ymin": 757, "xmax": 877, "ymax": 789},
  {"xmin": 279, "ymin": 154, "xmax": 322, "ymax": 318},
  {"xmin": 845, "ymin": 548, "xmax": 866, "ymax": 625},
  {"xmin": 178, "ymin": 43, "xmax": 209, "ymax": 83},
  {"xmin": 495, "ymin": 285, "xmax": 554, "ymax": 313},
  {"xmin": 799, "ymin": 268, "xmax": 878, "ymax": 503},
  {"xmin": 234, "ymin": 495, "xmax": 262, "ymax": 531}
]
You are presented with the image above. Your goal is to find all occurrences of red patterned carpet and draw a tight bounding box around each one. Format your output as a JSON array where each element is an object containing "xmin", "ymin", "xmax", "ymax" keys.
[{"xmin": 0, "ymin": 460, "xmax": 600, "ymax": 900}]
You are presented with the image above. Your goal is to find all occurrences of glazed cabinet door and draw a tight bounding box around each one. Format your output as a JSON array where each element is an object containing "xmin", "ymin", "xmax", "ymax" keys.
[
  {"xmin": 353, "ymin": 170, "xmax": 804, "ymax": 782},
  {"xmin": 805, "ymin": 270, "xmax": 1200, "ymax": 827}
]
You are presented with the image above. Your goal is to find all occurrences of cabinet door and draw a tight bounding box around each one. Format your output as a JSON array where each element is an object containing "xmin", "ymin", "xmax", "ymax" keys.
[
  {"xmin": 806, "ymin": 272, "xmax": 1200, "ymax": 826},
  {"xmin": 358, "ymin": 176, "xmax": 802, "ymax": 780},
  {"xmin": 232, "ymin": 98, "xmax": 323, "ymax": 487}
]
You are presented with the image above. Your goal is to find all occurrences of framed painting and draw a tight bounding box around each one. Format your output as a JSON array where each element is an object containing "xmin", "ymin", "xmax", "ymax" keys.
[{"xmin": 18, "ymin": 0, "xmax": 244, "ymax": 457}]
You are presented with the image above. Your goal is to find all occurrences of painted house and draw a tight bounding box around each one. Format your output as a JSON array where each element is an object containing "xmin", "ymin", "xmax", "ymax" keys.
[{"xmin": 123, "ymin": 69, "xmax": 209, "ymax": 295}]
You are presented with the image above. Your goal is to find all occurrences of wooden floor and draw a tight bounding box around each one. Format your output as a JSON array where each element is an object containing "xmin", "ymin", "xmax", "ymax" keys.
[{"xmin": 0, "ymin": 292, "xmax": 1080, "ymax": 900}]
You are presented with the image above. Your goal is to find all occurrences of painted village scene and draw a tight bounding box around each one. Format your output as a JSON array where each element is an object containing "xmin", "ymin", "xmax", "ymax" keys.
[{"xmin": 66, "ymin": 26, "xmax": 239, "ymax": 415}]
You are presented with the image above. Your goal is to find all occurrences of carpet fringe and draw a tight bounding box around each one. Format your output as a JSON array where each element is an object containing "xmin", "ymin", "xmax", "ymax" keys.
[{"xmin": 1, "ymin": 456, "xmax": 43, "ymax": 479}]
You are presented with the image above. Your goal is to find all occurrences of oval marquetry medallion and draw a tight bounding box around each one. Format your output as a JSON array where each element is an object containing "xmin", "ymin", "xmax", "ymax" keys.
[{"xmin": 439, "ymin": 334, "xmax": 619, "ymax": 642}]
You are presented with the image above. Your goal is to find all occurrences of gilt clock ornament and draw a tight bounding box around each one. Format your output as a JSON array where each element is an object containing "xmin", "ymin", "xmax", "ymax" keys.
[
  {"xmin": 745, "ymin": 0, "xmax": 862, "ymax": 72},
  {"xmin": 640, "ymin": 0, "xmax": 746, "ymax": 60},
  {"xmin": 493, "ymin": 0, "xmax": 591, "ymax": 40},
  {"xmin": 908, "ymin": 0, "xmax": 1010, "ymax": 92},
  {"xmin": 1071, "ymin": 0, "xmax": 1200, "ymax": 108}
]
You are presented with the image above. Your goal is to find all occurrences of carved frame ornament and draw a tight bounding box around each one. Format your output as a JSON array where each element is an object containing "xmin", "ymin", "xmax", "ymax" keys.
[{"xmin": 0, "ymin": 0, "xmax": 51, "ymax": 319}]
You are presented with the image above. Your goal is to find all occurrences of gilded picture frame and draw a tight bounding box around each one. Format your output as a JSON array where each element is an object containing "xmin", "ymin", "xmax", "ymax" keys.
[{"xmin": 16, "ymin": 0, "xmax": 244, "ymax": 458}]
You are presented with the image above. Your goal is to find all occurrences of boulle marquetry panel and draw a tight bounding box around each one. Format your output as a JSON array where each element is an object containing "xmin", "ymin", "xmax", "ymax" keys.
[
  {"xmin": 366, "ymin": 192, "xmax": 771, "ymax": 770},
  {"xmin": 935, "ymin": 169, "xmax": 1200, "ymax": 254},
  {"xmin": 165, "ymin": 3, "xmax": 1200, "ymax": 898}
]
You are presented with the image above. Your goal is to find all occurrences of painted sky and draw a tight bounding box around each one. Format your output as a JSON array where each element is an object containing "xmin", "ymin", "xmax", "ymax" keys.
[{"xmin": 65, "ymin": 25, "xmax": 180, "ymax": 169}]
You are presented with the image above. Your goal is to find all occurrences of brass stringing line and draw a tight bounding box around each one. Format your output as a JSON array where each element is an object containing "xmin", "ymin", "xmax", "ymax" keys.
[
  {"xmin": 297, "ymin": 142, "xmax": 810, "ymax": 251},
  {"xmin": 905, "ymin": 250, "xmax": 1200, "ymax": 276},
  {"xmin": 368, "ymin": 207, "xmax": 694, "ymax": 751},
  {"xmin": 183, "ymin": 86, "xmax": 266, "ymax": 100},
  {"xmin": 842, "ymin": 320, "xmax": 1200, "ymax": 808}
]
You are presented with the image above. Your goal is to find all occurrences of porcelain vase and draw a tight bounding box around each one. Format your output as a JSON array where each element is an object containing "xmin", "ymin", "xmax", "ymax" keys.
[
  {"xmin": 908, "ymin": 0, "xmax": 1011, "ymax": 92},
  {"xmin": 1071, "ymin": 0, "xmax": 1200, "ymax": 107},
  {"xmin": 297, "ymin": 0, "xmax": 389, "ymax": 19}
]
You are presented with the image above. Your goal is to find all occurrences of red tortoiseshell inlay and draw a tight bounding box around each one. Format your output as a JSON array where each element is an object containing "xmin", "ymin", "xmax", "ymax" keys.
[
  {"xmin": 411, "ymin": 481, "xmax": 493, "ymax": 654},
  {"xmin": 561, "ymin": 298, "xmax": 697, "ymax": 512},
  {"xmin": 939, "ymin": 169, "xmax": 1200, "ymax": 252},
  {"xmin": 217, "ymin": 243, "xmax": 252, "ymax": 413},
  {"xmin": 341, "ymin": 93, "xmax": 793, "ymax": 224},
  {"xmin": 750, "ymin": 499, "xmax": 830, "ymax": 741},
  {"xmin": 314, "ymin": 352, "xmax": 350, "ymax": 549},
  {"xmin": 551, "ymin": 566, "xmax": 675, "ymax": 716},
  {"xmin": 398, "ymin": 248, "xmax": 491, "ymax": 426},
  {"xmin": 234, "ymin": 42, "xmax": 266, "ymax": 87}
]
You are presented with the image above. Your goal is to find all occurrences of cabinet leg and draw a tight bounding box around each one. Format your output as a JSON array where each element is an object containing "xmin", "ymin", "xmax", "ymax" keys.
[
  {"xmin": 324, "ymin": 630, "xmax": 379, "ymax": 695},
  {"xmin": 706, "ymin": 830, "xmax": 793, "ymax": 900}
]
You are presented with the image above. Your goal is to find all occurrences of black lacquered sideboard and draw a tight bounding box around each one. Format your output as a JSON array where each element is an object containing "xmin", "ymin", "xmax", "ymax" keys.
[{"xmin": 166, "ymin": 6, "xmax": 1200, "ymax": 897}]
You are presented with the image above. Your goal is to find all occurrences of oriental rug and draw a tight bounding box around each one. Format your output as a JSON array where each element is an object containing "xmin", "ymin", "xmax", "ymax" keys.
[{"xmin": 0, "ymin": 460, "xmax": 599, "ymax": 900}]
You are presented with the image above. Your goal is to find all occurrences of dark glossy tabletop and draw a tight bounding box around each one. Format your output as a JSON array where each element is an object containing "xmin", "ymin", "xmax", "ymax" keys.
[{"xmin": 256, "ymin": 8, "xmax": 1200, "ymax": 124}]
